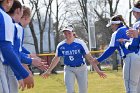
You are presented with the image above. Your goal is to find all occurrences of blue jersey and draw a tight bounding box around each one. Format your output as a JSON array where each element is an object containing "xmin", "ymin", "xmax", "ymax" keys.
[
  {"xmin": 97, "ymin": 25, "xmax": 132, "ymax": 62},
  {"xmin": 0, "ymin": 6, "xmax": 29, "ymax": 79},
  {"xmin": 56, "ymin": 38, "xmax": 89, "ymax": 66},
  {"xmin": 13, "ymin": 23, "xmax": 32, "ymax": 65},
  {"xmin": 126, "ymin": 20, "xmax": 140, "ymax": 53},
  {"xmin": 14, "ymin": 23, "xmax": 24, "ymax": 53},
  {"xmin": 22, "ymin": 47, "xmax": 30, "ymax": 54}
]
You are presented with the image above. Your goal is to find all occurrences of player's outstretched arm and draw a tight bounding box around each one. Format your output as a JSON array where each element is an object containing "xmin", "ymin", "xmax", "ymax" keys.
[
  {"xmin": 85, "ymin": 53, "xmax": 107, "ymax": 78},
  {"xmin": 42, "ymin": 56, "xmax": 60, "ymax": 78},
  {"xmin": 92, "ymin": 58, "xmax": 107, "ymax": 78}
]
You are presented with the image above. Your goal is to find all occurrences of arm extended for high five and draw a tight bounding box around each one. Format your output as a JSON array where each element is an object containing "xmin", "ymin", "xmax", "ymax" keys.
[
  {"xmin": 41, "ymin": 56, "xmax": 60, "ymax": 78},
  {"xmin": 85, "ymin": 53, "xmax": 107, "ymax": 78}
]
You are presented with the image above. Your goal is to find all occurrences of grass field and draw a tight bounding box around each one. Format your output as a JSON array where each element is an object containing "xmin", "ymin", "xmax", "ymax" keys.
[{"xmin": 19, "ymin": 70, "xmax": 125, "ymax": 93}]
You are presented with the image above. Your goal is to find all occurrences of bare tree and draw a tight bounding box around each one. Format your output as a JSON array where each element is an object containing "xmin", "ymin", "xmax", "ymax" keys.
[
  {"xmin": 107, "ymin": 0, "xmax": 120, "ymax": 16},
  {"xmin": 48, "ymin": 1, "xmax": 52, "ymax": 53},
  {"xmin": 22, "ymin": 0, "xmax": 39, "ymax": 53},
  {"xmin": 24, "ymin": 0, "xmax": 53, "ymax": 53},
  {"xmin": 78, "ymin": 0, "xmax": 88, "ymax": 32},
  {"xmin": 52, "ymin": 0, "xmax": 68, "ymax": 47}
]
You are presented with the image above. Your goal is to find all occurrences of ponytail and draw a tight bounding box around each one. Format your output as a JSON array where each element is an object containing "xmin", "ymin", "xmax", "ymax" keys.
[
  {"xmin": 111, "ymin": 15, "xmax": 129, "ymax": 28},
  {"xmin": 118, "ymin": 15, "xmax": 129, "ymax": 28}
]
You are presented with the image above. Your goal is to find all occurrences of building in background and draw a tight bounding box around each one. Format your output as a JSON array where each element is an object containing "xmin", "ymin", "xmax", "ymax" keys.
[{"xmin": 23, "ymin": 18, "xmax": 55, "ymax": 53}]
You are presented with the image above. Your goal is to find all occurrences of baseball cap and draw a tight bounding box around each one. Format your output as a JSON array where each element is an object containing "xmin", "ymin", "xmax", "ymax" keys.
[{"xmin": 62, "ymin": 26, "xmax": 73, "ymax": 32}]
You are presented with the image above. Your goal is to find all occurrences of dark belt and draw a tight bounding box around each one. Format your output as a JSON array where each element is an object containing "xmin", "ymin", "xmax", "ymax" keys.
[
  {"xmin": 122, "ymin": 55, "xmax": 126, "ymax": 59},
  {"xmin": 66, "ymin": 63, "xmax": 85, "ymax": 67}
]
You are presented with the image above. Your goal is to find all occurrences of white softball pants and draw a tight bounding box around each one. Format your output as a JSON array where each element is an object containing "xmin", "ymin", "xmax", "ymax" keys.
[
  {"xmin": 0, "ymin": 60, "xmax": 9, "ymax": 93},
  {"xmin": 123, "ymin": 53, "xmax": 140, "ymax": 93},
  {"xmin": 4, "ymin": 65, "xmax": 18, "ymax": 93},
  {"xmin": 64, "ymin": 64, "xmax": 88, "ymax": 93}
]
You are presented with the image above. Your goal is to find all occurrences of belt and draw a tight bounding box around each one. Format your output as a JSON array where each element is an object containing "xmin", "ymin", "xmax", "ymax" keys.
[
  {"xmin": 66, "ymin": 63, "xmax": 85, "ymax": 67},
  {"xmin": 122, "ymin": 55, "xmax": 126, "ymax": 59}
]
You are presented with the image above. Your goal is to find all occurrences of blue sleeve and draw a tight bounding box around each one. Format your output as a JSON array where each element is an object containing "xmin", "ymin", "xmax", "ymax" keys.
[
  {"xmin": 56, "ymin": 45, "xmax": 63, "ymax": 57},
  {"xmin": 19, "ymin": 52, "xmax": 32, "ymax": 65},
  {"xmin": 125, "ymin": 38, "xmax": 140, "ymax": 52},
  {"xmin": 97, "ymin": 47, "xmax": 117, "ymax": 62},
  {"xmin": 0, "ymin": 41, "xmax": 29, "ymax": 79},
  {"xmin": 22, "ymin": 47, "xmax": 30, "ymax": 54},
  {"xmin": 11, "ymin": 67, "xmax": 23, "ymax": 80}
]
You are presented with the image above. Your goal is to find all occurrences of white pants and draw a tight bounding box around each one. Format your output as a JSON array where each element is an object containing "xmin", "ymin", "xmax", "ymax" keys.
[
  {"xmin": 123, "ymin": 53, "xmax": 140, "ymax": 93},
  {"xmin": 0, "ymin": 61, "xmax": 9, "ymax": 93},
  {"xmin": 64, "ymin": 64, "xmax": 88, "ymax": 93},
  {"xmin": 4, "ymin": 65, "xmax": 18, "ymax": 93}
]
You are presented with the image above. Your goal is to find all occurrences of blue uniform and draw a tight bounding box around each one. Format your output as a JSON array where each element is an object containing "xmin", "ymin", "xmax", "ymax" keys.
[
  {"xmin": 56, "ymin": 38, "xmax": 89, "ymax": 66},
  {"xmin": 56, "ymin": 38, "xmax": 89, "ymax": 93},
  {"xmin": 124, "ymin": 19, "xmax": 140, "ymax": 93},
  {"xmin": 96, "ymin": 24, "xmax": 140, "ymax": 93},
  {"xmin": 0, "ymin": 6, "xmax": 29, "ymax": 79},
  {"xmin": 11, "ymin": 22, "xmax": 32, "ymax": 81},
  {"xmin": 13, "ymin": 23, "xmax": 32, "ymax": 65},
  {"xmin": 0, "ymin": 6, "xmax": 29, "ymax": 93},
  {"xmin": 97, "ymin": 24, "xmax": 132, "ymax": 62}
]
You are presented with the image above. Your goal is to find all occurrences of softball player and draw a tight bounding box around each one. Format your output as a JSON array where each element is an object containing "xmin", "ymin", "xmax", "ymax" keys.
[
  {"xmin": 121, "ymin": 1, "xmax": 140, "ymax": 92},
  {"xmin": 92, "ymin": 15, "xmax": 140, "ymax": 93},
  {"xmin": 7, "ymin": 3, "xmax": 47, "ymax": 92},
  {"xmin": 0, "ymin": 0, "xmax": 34, "ymax": 93},
  {"xmin": 18, "ymin": 6, "xmax": 47, "ymax": 71},
  {"xmin": 42, "ymin": 26, "xmax": 106, "ymax": 93}
]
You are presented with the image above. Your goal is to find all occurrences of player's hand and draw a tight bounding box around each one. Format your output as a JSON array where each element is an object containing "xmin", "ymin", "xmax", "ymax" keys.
[
  {"xmin": 41, "ymin": 71, "xmax": 51, "ymax": 79},
  {"xmin": 32, "ymin": 57, "xmax": 48, "ymax": 71},
  {"xmin": 32, "ymin": 58, "xmax": 44, "ymax": 67},
  {"xmin": 127, "ymin": 29, "xmax": 139, "ymax": 38},
  {"xmin": 18, "ymin": 79, "xmax": 25, "ymax": 91},
  {"xmin": 23, "ymin": 74, "xmax": 34, "ymax": 89},
  {"xmin": 28, "ymin": 53, "xmax": 37, "ymax": 58},
  {"xmin": 96, "ymin": 71, "xmax": 107, "ymax": 78},
  {"xmin": 37, "ymin": 64, "xmax": 49, "ymax": 71}
]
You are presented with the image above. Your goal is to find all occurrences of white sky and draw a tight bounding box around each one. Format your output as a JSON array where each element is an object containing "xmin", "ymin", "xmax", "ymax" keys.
[{"xmin": 19, "ymin": 0, "xmax": 134, "ymax": 24}]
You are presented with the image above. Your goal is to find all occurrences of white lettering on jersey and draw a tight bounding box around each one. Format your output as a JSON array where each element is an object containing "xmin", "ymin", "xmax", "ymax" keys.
[{"xmin": 62, "ymin": 49, "xmax": 81, "ymax": 55}]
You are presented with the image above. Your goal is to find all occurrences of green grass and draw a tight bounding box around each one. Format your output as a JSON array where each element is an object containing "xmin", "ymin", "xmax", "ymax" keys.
[{"xmin": 19, "ymin": 70, "xmax": 125, "ymax": 93}]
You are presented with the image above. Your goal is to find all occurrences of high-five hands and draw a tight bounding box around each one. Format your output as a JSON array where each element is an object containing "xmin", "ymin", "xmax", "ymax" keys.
[
  {"xmin": 96, "ymin": 70, "xmax": 107, "ymax": 79},
  {"xmin": 41, "ymin": 71, "xmax": 51, "ymax": 79},
  {"xmin": 93, "ymin": 58, "xmax": 107, "ymax": 78},
  {"xmin": 32, "ymin": 57, "xmax": 48, "ymax": 71}
]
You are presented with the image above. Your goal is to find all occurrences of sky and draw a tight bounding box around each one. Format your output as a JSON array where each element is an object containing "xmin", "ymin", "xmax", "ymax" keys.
[
  {"xmin": 118, "ymin": 0, "xmax": 132, "ymax": 23},
  {"xmin": 19, "ymin": 0, "xmax": 134, "ymax": 24}
]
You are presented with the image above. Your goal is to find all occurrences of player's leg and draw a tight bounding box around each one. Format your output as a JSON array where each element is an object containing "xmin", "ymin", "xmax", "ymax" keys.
[
  {"xmin": 64, "ymin": 66, "xmax": 75, "ymax": 93},
  {"xmin": 0, "ymin": 61, "xmax": 9, "ymax": 93},
  {"xmin": 4, "ymin": 65, "xmax": 18, "ymax": 93},
  {"xmin": 123, "ymin": 53, "xmax": 140, "ymax": 93},
  {"xmin": 76, "ymin": 64, "xmax": 88, "ymax": 93},
  {"xmin": 137, "ymin": 77, "xmax": 140, "ymax": 93}
]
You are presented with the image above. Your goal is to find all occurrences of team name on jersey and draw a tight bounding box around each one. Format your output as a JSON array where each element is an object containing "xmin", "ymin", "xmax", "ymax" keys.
[{"xmin": 62, "ymin": 49, "xmax": 81, "ymax": 55}]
